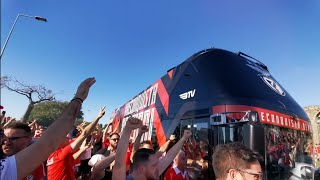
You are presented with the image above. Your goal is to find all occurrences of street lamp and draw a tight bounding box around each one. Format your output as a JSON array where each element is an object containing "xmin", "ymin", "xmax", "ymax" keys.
[{"xmin": 0, "ymin": 14, "xmax": 47, "ymax": 61}]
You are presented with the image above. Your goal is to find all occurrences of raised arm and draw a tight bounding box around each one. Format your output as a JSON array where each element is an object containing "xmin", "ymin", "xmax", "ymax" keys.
[
  {"xmin": 91, "ymin": 153, "xmax": 116, "ymax": 180},
  {"xmin": 70, "ymin": 106, "xmax": 105, "ymax": 151},
  {"xmin": 157, "ymin": 134, "xmax": 175, "ymax": 154},
  {"xmin": 132, "ymin": 126, "xmax": 148, "ymax": 152},
  {"xmin": 112, "ymin": 117, "xmax": 142, "ymax": 180},
  {"xmin": 28, "ymin": 119, "xmax": 37, "ymax": 127},
  {"xmin": 15, "ymin": 78, "xmax": 96, "ymax": 180},
  {"xmin": 159, "ymin": 130, "xmax": 191, "ymax": 174},
  {"xmin": 2, "ymin": 118, "xmax": 15, "ymax": 128},
  {"xmin": 73, "ymin": 140, "xmax": 91, "ymax": 160}
]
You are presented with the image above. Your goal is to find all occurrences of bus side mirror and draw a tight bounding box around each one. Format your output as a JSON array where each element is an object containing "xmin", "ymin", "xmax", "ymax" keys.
[{"xmin": 210, "ymin": 114, "xmax": 226, "ymax": 125}]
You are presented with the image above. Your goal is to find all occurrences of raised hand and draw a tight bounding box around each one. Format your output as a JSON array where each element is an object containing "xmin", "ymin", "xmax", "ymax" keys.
[
  {"xmin": 138, "ymin": 125, "xmax": 148, "ymax": 135},
  {"xmin": 83, "ymin": 142, "xmax": 92, "ymax": 150},
  {"xmin": 169, "ymin": 134, "xmax": 176, "ymax": 141},
  {"xmin": 98, "ymin": 106, "xmax": 106, "ymax": 118},
  {"xmin": 125, "ymin": 117, "xmax": 142, "ymax": 131},
  {"xmin": 74, "ymin": 78, "xmax": 96, "ymax": 102}
]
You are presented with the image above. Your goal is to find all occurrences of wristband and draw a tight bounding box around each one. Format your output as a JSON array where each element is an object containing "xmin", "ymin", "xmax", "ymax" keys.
[{"xmin": 71, "ymin": 97, "xmax": 84, "ymax": 104}]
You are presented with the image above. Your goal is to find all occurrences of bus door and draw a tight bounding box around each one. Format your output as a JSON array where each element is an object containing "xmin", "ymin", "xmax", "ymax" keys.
[
  {"xmin": 210, "ymin": 111, "xmax": 266, "ymax": 176},
  {"xmin": 210, "ymin": 111, "xmax": 264, "ymax": 146}
]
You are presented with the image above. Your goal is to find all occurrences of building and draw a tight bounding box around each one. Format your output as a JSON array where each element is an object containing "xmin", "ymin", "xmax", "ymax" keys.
[{"xmin": 304, "ymin": 106, "xmax": 320, "ymax": 144}]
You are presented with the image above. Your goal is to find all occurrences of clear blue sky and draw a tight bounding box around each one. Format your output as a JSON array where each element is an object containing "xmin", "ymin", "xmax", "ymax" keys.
[{"xmin": 1, "ymin": 0, "xmax": 320, "ymax": 125}]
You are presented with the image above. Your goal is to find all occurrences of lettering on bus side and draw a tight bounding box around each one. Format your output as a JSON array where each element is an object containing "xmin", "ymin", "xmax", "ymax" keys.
[
  {"xmin": 121, "ymin": 108, "xmax": 155, "ymax": 141},
  {"xmin": 120, "ymin": 83, "xmax": 159, "ymax": 141},
  {"xmin": 260, "ymin": 111, "xmax": 310, "ymax": 131},
  {"xmin": 124, "ymin": 83, "xmax": 158, "ymax": 116}
]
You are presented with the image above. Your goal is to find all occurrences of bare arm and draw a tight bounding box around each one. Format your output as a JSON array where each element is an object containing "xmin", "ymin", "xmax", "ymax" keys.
[
  {"xmin": 131, "ymin": 125, "xmax": 148, "ymax": 158},
  {"xmin": 91, "ymin": 153, "xmax": 116, "ymax": 180},
  {"xmin": 28, "ymin": 119, "xmax": 37, "ymax": 127},
  {"xmin": 112, "ymin": 117, "xmax": 142, "ymax": 180},
  {"xmin": 73, "ymin": 141, "xmax": 91, "ymax": 160},
  {"xmin": 70, "ymin": 106, "xmax": 105, "ymax": 151},
  {"xmin": 15, "ymin": 78, "xmax": 96, "ymax": 180},
  {"xmin": 157, "ymin": 134, "xmax": 175, "ymax": 154},
  {"xmin": 159, "ymin": 130, "xmax": 191, "ymax": 174},
  {"xmin": 2, "ymin": 118, "xmax": 14, "ymax": 128}
]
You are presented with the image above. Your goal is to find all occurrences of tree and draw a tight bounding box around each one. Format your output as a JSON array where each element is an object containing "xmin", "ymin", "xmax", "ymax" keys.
[
  {"xmin": 1, "ymin": 76, "xmax": 55, "ymax": 122},
  {"xmin": 28, "ymin": 101, "xmax": 84, "ymax": 127}
]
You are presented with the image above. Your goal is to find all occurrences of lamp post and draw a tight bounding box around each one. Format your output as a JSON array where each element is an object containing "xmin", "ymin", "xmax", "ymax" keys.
[{"xmin": 0, "ymin": 14, "xmax": 47, "ymax": 61}]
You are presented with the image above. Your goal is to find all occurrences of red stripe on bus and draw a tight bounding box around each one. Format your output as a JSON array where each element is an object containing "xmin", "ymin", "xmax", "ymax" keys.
[
  {"xmin": 153, "ymin": 108, "xmax": 167, "ymax": 146},
  {"xmin": 212, "ymin": 105, "xmax": 311, "ymax": 132}
]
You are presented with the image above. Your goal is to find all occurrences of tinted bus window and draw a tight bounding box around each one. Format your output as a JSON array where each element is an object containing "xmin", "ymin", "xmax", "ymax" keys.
[{"xmin": 266, "ymin": 125, "xmax": 313, "ymax": 179}]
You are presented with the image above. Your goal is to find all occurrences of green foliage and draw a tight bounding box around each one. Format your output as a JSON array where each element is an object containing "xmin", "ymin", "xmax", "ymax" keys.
[{"xmin": 28, "ymin": 101, "xmax": 84, "ymax": 127}]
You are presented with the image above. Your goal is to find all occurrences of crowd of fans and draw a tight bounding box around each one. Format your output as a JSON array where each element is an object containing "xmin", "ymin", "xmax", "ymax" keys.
[{"xmin": 0, "ymin": 78, "xmax": 263, "ymax": 180}]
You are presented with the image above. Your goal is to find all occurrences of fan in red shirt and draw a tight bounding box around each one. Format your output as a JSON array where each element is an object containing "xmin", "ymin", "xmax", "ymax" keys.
[
  {"xmin": 164, "ymin": 150, "xmax": 189, "ymax": 180},
  {"xmin": 46, "ymin": 106, "xmax": 106, "ymax": 180},
  {"xmin": 47, "ymin": 141, "xmax": 75, "ymax": 180}
]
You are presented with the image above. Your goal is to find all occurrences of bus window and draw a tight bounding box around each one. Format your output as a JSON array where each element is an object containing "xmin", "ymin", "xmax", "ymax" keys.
[{"xmin": 265, "ymin": 125, "xmax": 314, "ymax": 180}]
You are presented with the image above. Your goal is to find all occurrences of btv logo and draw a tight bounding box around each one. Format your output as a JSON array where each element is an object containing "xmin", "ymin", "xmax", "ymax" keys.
[{"xmin": 179, "ymin": 89, "xmax": 196, "ymax": 100}]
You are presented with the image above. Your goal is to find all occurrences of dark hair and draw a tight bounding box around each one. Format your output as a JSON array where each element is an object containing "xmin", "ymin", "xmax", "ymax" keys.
[
  {"xmin": 69, "ymin": 127, "xmax": 79, "ymax": 139},
  {"xmin": 212, "ymin": 142, "xmax": 263, "ymax": 179},
  {"xmin": 109, "ymin": 132, "xmax": 120, "ymax": 138},
  {"xmin": 5, "ymin": 122, "xmax": 32, "ymax": 136},
  {"xmin": 132, "ymin": 148, "xmax": 155, "ymax": 170}
]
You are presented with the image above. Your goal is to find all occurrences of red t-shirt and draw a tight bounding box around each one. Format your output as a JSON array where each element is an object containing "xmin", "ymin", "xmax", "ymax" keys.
[
  {"xmin": 23, "ymin": 163, "xmax": 45, "ymax": 180},
  {"xmin": 47, "ymin": 145, "xmax": 75, "ymax": 180},
  {"xmin": 164, "ymin": 167, "xmax": 189, "ymax": 180},
  {"xmin": 126, "ymin": 144, "xmax": 133, "ymax": 167}
]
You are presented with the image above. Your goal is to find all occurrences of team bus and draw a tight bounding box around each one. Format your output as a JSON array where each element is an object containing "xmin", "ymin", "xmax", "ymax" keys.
[{"xmin": 109, "ymin": 48, "xmax": 314, "ymax": 179}]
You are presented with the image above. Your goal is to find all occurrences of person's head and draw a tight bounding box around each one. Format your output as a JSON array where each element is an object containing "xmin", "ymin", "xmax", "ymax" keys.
[
  {"xmin": 132, "ymin": 148, "xmax": 159, "ymax": 180},
  {"xmin": 109, "ymin": 132, "xmax": 120, "ymax": 150},
  {"xmin": 58, "ymin": 136, "xmax": 71, "ymax": 149},
  {"xmin": 139, "ymin": 140, "xmax": 154, "ymax": 151},
  {"xmin": 174, "ymin": 150, "xmax": 187, "ymax": 171},
  {"xmin": 2, "ymin": 122, "xmax": 32, "ymax": 156},
  {"xmin": 69, "ymin": 127, "xmax": 80, "ymax": 139},
  {"xmin": 212, "ymin": 142, "xmax": 263, "ymax": 180}
]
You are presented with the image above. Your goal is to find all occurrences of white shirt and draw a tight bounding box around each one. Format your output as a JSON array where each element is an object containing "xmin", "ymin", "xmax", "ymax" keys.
[{"xmin": 0, "ymin": 156, "xmax": 18, "ymax": 180}]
